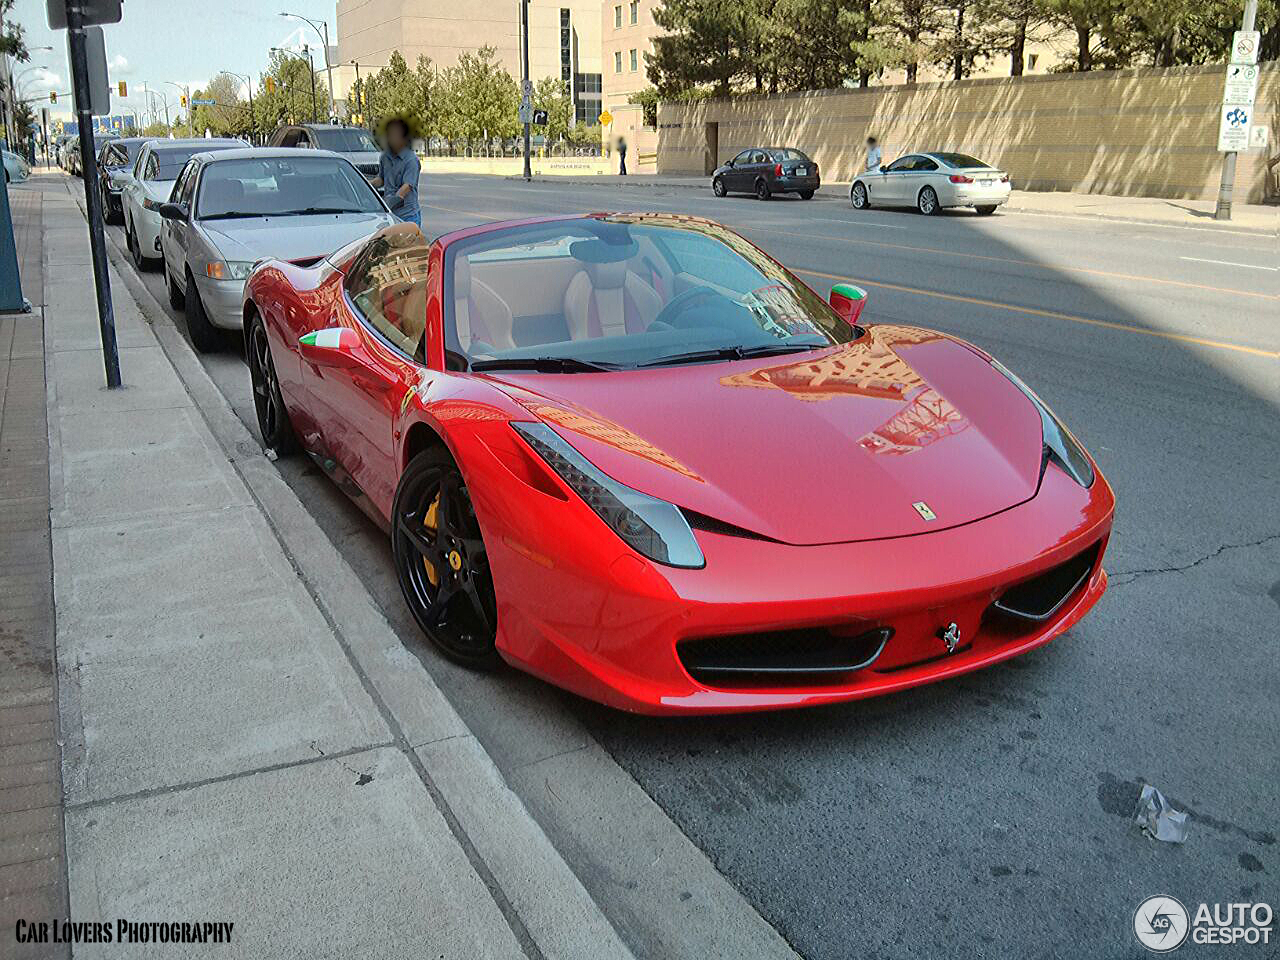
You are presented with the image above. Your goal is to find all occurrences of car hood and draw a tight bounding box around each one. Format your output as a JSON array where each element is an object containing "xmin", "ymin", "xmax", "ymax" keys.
[
  {"xmin": 485, "ymin": 327, "xmax": 1046, "ymax": 545},
  {"xmin": 335, "ymin": 150, "xmax": 381, "ymax": 167},
  {"xmin": 200, "ymin": 212, "xmax": 395, "ymax": 263}
]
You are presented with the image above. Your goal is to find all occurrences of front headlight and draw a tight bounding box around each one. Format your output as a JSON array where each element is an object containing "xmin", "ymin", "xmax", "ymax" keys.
[
  {"xmin": 205, "ymin": 261, "xmax": 254, "ymax": 281},
  {"xmin": 991, "ymin": 359, "xmax": 1094, "ymax": 488},
  {"xmin": 512, "ymin": 422, "xmax": 705, "ymax": 568}
]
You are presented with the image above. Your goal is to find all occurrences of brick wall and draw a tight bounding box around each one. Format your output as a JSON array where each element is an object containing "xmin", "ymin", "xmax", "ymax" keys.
[{"xmin": 657, "ymin": 63, "xmax": 1278, "ymax": 202}]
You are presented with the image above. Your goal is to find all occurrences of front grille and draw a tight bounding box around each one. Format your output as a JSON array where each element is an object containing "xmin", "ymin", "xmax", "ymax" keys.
[
  {"xmin": 677, "ymin": 626, "xmax": 892, "ymax": 687},
  {"xmin": 990, "ymin": 542, "xmax": 1100, "ymax": 623}
]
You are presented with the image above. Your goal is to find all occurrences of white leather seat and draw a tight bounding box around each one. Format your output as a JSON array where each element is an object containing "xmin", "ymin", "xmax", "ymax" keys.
[
  {"xmin": 563, "ymin": 260, "xmax": 663, "ymax": 341},
  {"xmin": 454, "ymin": 255, "xmax": 515, "ymax": 352}
]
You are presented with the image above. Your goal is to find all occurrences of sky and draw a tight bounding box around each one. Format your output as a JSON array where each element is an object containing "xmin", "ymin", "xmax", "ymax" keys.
[{"xmin": 7, "ymin": 0, "xmax": 337, "ymax": 121}]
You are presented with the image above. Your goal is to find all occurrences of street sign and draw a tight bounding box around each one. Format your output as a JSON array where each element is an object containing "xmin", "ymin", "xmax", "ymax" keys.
[
  {"xmin": 46, "ymin": 0, "xmax": 121, "ymax": 29},
  {"xmin": 1250, "ymin": 125, "xmax": 1269, "ymax": 151},
  {"xmin": 191, "ymin": 98, "xmax": 215, "ymax": 106},
  {"xmin": 1218, "ymin": 103, "xmax": 1251, "ymax": 152},
  {"xmin": 532, "ymin": 108, "xmax": 548, "ymax": 126},
  {"xmin": 1230, "ymin": 30, "xmax": 1261, "ymax": 65},
  {"xmin": 1223, "ymin": 62, "xmax": 1259, "ymax": 105},
  {"xmin": 521, "ymin": 78, "xmax": 533, "ymax": 97},
  {"xmin": 598, "ymin": 110, "xmax": 613, "ymax": 126},
  {"xmin": 518, "ymin": 104, "xmax": 532, "ymax": 125},
  {"xmin": 68, "ymin": 26, "xmax": 110, "ymax": 116}
]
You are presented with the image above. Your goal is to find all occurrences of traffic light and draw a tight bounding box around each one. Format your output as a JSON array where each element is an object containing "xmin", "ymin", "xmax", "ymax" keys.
[
  {"xmin": 265, "ymin": 77, "xmax": 276, "ymax": 94},
  {"xmin": 117, "ymin": 81, "xmax": 127, "ymax": 97},
  {"xmin": 49, "ymin": 91, "xmax": 57, "ymax": 103},
  {"xmin": 180, "ymin": 94, "xmax": 188, "ymax": 108}
]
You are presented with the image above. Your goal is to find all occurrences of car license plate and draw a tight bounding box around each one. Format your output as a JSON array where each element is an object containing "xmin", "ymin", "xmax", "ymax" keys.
[{"xmin": 796, "ymin": 166, "xmax": 807, "ymax": 176}]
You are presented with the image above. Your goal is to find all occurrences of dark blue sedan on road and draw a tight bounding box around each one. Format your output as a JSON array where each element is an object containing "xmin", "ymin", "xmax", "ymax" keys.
[{"xmin": 712, "ymin": 147, "xmax": 820, "ymax": 200}]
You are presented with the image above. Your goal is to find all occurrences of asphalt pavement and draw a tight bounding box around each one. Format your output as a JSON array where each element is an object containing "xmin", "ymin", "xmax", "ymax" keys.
[{"xmin": 102, "ymin": 173, "xmax": 1278, "ymax": 960}]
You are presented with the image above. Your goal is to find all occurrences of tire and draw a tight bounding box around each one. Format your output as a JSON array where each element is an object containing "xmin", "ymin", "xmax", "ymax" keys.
[
  {"xmin": 4, "ymin": 169, "xmax": 9, "ymax": 184},
  {"xmin": 128, "ymin": 219, "xmax": 150, "ymax": 270},
  {"xmin": 165, "ymin": 263, "xmax": 186, "ymax": 310},
  {"xmin": 975, "ymin": 204, "xmax": 998, "ymax": 216},
  {"xmin": 755, "ymin": 178, "xmax": 771, "ymax": 201},
  {"xmin": 712, "ymin": 176, "xmax": 726, "ymax": 197},
  {"xmin": 184, "ymin": 270, "xmax": 221, "ymax": 353},
  {"xmin": 851, "ymin": 182, "xmax": 869, "ymax": 209},
  {"xmin": 917, "ymin": 186, "xmax": 940, "ymax": 216},
  {"xmin": 246, "ymin": 311, "xmax": 298, "ymax": 455},
  {"xmin": 392, "ymin": 448, "xmax": 499, "ymax": 670},
  {"xmin": 798, "ymin": 190, "xmax": 814, "ymax": 200}
]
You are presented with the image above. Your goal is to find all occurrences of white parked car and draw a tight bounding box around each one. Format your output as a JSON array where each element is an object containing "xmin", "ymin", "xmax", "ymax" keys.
[
  {"xmin": 3, "ymin": 149, "xmax": 30, "ymax": 183},
  {"xmin": 122, "ymin": 138, "xmax": 245, "ymax": 269},
  {"xmin": 850, "ymin": 151, "xmax": 1011, "ymax": 216},
  {"xmin": 158, "ymin": 148, "xmax": 396, "ymax": 351}
]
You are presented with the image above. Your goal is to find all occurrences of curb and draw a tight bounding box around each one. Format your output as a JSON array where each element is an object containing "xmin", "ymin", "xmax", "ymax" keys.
[{"xmin": 63, "ymin": 183, "xmax": 637, "ymax": 960}]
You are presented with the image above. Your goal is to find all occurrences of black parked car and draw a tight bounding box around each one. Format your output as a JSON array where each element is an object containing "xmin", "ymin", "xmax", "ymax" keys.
[
  {"xmin": 65, "ymin": 131, "xmax": 120, "ymax": 178},
  {"xmin": 96, "ymin": 137, "xmax": 148, "ymax": 225},
  {"xmin": 712, "ymin": 147, "xmax": 820, "ymax": 200}
]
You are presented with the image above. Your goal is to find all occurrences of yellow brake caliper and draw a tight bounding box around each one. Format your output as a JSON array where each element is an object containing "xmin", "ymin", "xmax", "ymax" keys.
[{"xmin": 422, "ymin": 493, "xmax": 440, "ymax": 586}]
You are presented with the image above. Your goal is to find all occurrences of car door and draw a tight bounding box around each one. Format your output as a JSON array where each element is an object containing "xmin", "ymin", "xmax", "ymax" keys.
[
  {"xmin": 124, "ymin": 145, "xmax": 150, "ymax": 228},
  {"xmin": 725, "ymin": 150, "xmax": 752, "ymax": 191},
  {"xmin": 162, "ymin": 159, "xmax": 200, "ymax": 282},
  {"xmin": 308, "ymin": 231, "xmax": 432, "ymax": 516},
  {"xmin": 906, "ymin": 155, "xmax": 940, "ymax": 205},
  {"xmin": 879, "ymin": 155, "xmax": 919, "ymax": 203}
]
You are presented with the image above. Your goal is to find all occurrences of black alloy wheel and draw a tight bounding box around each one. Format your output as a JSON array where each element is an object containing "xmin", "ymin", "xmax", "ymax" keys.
[
  {"xmin": 755, "ymin": 178, "xmax": 772, "ymax": 201},
  {"xmin": 247, "ymin": 313, "xmax": 297, "ymax": 454},
  {"xmin": 975, "ymin": 204, "xmax": 998, "ymax": 216},
  {"xmin": 392, "ymin": 449, "xmax": 499, "ymax": 669},
  {"xmin": 799, "ymin": 190, "xmax": 814, "ymax": 200}
]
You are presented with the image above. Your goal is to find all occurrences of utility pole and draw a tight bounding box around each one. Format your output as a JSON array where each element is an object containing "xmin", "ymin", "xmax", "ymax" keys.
[
  {"xmin": 1213, "ymin": 0, "xmax": 1259, "ymax": 221},
  {"xmin": 280, "ymin": 13, "xmax": 335, "ymax": 121},
  {"xmin": 304, "ymin": 45, "xmax": 317, "ymax": 123},
  {"xmin": 520, "ymin": 0, "xmax": 531, "ymax": 181},
  {"xmin": 64, "ymin": 4, "xmax": 120, "ymax": 387}
]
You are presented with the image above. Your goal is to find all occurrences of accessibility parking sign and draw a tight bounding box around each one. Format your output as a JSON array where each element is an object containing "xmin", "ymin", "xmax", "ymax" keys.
[{"xmin": 1218, "ymin": 103, "xmax": 1251, "ymax": 152}]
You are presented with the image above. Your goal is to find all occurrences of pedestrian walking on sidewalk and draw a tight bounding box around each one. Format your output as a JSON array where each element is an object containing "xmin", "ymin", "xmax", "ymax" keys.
[
  {"xmin": 618, "ymin": 136, "xmax": 628, "ymax": 176},
  {"xmin": 865, "ymin": 136, "xmax": 882, "ymax": 171},
  {"xmin": 372, "ymin": 116, "xmax": 422, "ymax": 230}
]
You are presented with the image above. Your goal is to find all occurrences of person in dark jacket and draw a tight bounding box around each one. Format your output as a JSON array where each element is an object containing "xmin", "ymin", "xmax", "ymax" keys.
[{"xmin": 617, "ymin": 136, "xmax": 628, "ymax": 176}]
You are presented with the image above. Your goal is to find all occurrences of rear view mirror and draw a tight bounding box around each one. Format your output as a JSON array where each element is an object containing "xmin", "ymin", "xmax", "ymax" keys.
[
  {"xmin": 299, "ymin": 327, "xmax": 368, "ymax": 369},
  {"xmin": 829, "ymin": 283, "xmax": 867, "ymax": 326}
]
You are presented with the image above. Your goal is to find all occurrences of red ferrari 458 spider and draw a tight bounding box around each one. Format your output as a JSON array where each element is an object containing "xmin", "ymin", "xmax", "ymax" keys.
[{"xmin": 242, "ymin": 213, "xmax": 1113, "ymax": 715}]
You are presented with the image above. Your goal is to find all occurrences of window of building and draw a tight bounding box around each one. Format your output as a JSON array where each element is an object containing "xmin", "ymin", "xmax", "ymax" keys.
[
  {"xmin": 629, "ymin": 48, "xmax": 638, "ymax": 71},
  {"xmin": 1027, "ymin": 53, "xmax": 1039, "ymax": 69},
  {"xmin": 614, "ymin": 4, "xmax": 622, "ymax": 28},
  {"xmin": 614, "ymin": 51, "xmax": 623, "ymax": 72},
  {"xmin": 630, "ymin": 0, "xmax": 638, "ymax": 23}
]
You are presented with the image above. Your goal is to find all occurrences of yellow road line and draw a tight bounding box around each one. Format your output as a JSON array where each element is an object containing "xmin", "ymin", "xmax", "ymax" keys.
[
  {"xmin": 792, "ymin": 267, "xmax": 1280, "ymax": 360},
  {"xmin": 752, "ymin": 226, "xmax": 1279, "ymax": 303}
]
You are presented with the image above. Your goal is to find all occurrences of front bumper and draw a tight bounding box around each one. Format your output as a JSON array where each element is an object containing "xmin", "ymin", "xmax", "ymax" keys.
[
  {"xmin": 193, "ymin": 274, "xmax": 249, "ymax": 330},
  {"xmin": 473, "ymin": 432, "xmax": 1114, "ymax": 715}
]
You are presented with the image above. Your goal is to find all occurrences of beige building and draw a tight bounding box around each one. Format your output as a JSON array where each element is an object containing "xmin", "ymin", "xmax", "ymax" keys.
[
  {"xmin": 336, "ymin": 0, "xmax": 603, "ymax": 125},
  {"xmin": 600, "ymin": 0, "xmax": 662, "ymax": 167}
]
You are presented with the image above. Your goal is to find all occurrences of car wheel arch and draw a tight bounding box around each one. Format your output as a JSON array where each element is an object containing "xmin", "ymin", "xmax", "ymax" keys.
[{"xmin": 401, "ymin": 419, "xmax": 450, "ymax": 472}]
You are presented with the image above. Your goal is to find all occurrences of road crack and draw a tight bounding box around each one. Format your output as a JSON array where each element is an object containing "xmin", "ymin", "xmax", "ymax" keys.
[{"xmin": 1111, "ymin": 532, "xmax": 1280, "ymax": 586}]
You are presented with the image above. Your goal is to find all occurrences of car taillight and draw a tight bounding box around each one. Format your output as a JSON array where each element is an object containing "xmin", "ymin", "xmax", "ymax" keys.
[
  {"xmin": 949, "ymin": 174, "xmax": 973, "ymax": 184},
  {"xmin": 775, "ymin": 163, "xmax": 783, "ymax": 177}
]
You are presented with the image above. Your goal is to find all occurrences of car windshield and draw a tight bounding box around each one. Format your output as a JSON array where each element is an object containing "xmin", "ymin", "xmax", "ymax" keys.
[
  {"xmin": 932, "ymin": 152, "xmax": 991, "ymax": 169},
  {"xmin": 93, "ymin": 135, "xmax": 117, "ymax": 149},
  {"xmin": 312, "ymin": 128, "xmax": 379, "ymax": 153},
  {"xmin": 448, "ymin": 217, "xmax": 858, "ymax": 370},
  {"xmin": 770, "ymin": 149, "xmax": 810, "ymax": 162},
  {"xmin": 197, "ymin": 156, "xmax": 385, "ymax": 219},
  {"xmin": 150, "ymin": 144, "xmax": 237, "ymax": 180}
]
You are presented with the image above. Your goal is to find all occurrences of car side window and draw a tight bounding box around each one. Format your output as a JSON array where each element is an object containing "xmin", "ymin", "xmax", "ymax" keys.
[
  {"xmin": 751, "ymin": 150, "xmax": 767, "ymax": 163},
  {"xmin": 176, "ymin": 160, "xmax": 199, "ymax": 205},
  {"xmin": 344, "ymin": 230, "xmax": 432, "ymax": 360},
  {"xmin": 143, "ymin": 152, "xmax": 159, "ymax": 181},
  {"xmin": 915, "ymin": 157, "xmax": 939, "ymax": 171},
  {"xmin": 296, "ymin": 131, "xmax": 310, "ymax": 148},
  {"xmin": 886, "ymin": 155, "xmax": 917, "ymax": 172},
  {"xmin": 133, "ymin": 147, "xmax": 148, "ymax": 180},
  {"xmin": 732, "ymin": 150, "xmax": 751, "ymax": 165}
]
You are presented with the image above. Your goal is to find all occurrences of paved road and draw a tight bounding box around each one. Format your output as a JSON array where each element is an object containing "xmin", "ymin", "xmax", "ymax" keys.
[{"xmin": 106, "ymin": 174, "xmax": 1278, "ymax": 959}]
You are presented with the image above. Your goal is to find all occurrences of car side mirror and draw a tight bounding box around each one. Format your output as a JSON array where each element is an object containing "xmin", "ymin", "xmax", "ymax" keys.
[
  {"xmin": 726, "ymin": 159, "xmax": 734, "ymax": 167},
  {"xmin": 879, "ymin": 165, "xmax": 889, "ymax": 173},
  {"xmin": 298, "ymin": 327, "xmax": 369, "ymax": 369},
  {"xmin": 829, "ymin": 283, "xmax": 867, "ymax": 326},
  {"xmin": 158, "ymin": 202, "xmax": 188, "ymax": 221}
]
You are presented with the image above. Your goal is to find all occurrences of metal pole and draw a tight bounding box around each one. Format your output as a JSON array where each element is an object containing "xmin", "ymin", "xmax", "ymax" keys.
[
  {"xmin": 65, "ymin": 0, "xmax": 121, "ymax": 388},
  {"xmin": 306, "ymin": 47, "xmax": 317, "ymax": 123},
  {"xmin": 1213, "ymin": 0, "xmax": 1259, "ymax": 221},
  {"xmin": 520, "ymin": 0, "xmax": 531, "ymax": 181},
  {"xmin": 321, "ymin": 21, "xmax": 335, "ymax": 122},
  {"xmin": 352, "ymin": 61, "xmax": 360, "ymax": 123},
  {"xmin": 246, "ymin": 80, "xmax": 255, "ymax": 144}
]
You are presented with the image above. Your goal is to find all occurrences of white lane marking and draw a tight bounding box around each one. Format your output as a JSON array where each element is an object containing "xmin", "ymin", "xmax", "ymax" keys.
[
  {"xmin": 805, "ymin": 216, "xmax": 909, "ymax": 230},
  {"xmin": 1180, "ymin": 255, "xmax": 1278, "ymax": 272}
]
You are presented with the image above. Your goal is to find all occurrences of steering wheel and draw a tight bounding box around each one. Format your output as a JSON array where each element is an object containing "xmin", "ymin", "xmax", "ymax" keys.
[{"xmin": 651, "ymin": 286, "xmax": 736, "ymax": 331}]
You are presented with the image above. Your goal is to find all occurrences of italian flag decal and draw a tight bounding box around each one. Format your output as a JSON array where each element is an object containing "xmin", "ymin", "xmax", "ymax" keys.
[{"xmin": 300, "ymin": 329, "xmax": 345, "ymax": 349}]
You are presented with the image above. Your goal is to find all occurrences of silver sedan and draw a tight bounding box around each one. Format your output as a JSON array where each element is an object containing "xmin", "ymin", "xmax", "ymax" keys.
[
  {"xmin": 158, "ymin": 147, "xmax": 397, "ymax": 352},
  {"xmin": 850, "ymin": 151, "xmax": 1011, "ymax": 216}
]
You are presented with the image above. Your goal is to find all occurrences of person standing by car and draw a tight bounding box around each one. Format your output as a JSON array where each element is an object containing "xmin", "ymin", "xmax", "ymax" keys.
[
  {"xmin": 618, "ymin": 136, "xmax": 628, "ymax": 176},
  {"xmin": 865, "ymin": 136, "xmax": 882, "ymax": 171},
  {"xmin": 372, "ymin": 117, "xmax": 422, "ymax": 229}
]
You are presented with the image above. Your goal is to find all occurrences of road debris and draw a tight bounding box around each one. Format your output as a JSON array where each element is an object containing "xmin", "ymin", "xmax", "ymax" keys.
[{"xmin": 1135, "ymin": 784, "xmax": 1189, "ymax": 843}]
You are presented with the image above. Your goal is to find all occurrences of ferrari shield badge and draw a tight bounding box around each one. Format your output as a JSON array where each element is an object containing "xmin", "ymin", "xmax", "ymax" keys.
[{"xmin": 912, "ymin": 500, "xmax": 937, "ymax": 521}]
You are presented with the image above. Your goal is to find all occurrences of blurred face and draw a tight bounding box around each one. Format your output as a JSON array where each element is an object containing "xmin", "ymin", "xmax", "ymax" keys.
[{"xmin": 387, "ymin": 122, "xmax": 408, "ymax": 151}]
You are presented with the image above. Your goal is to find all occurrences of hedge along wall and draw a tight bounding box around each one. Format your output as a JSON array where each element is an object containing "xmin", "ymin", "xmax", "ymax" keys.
[{"xmin": 656, "ymin": 63, "xmax": 1279, "ymax": 202}]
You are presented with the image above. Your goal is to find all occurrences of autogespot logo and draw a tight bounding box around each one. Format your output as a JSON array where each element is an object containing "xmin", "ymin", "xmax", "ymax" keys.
[{"xmin": 1134, "ymin": 896, "xmax": 1190, "ymax": 953}]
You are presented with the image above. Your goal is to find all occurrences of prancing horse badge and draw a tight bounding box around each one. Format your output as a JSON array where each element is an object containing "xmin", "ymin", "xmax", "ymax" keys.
[
  {"xmin": 913, "ymin": 501, "xmax": 937, "ymax": 521},
  {"xmin": 939, "ymin": 622, "xmax": 961, "ymax": 653}
]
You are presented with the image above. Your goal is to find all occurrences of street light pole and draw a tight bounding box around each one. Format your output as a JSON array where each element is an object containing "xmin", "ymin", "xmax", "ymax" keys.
[
  {"xmin": 304, "ymin": 45, "xmax": 317, "ymax": 123},
  {"xmin": 520, "ymin": 0, "xmax": 531, "ymax": 181},
  {"xmin": 1213, "ymin": 0, "xmax": 1259, "ymax": 221},
  {"xmin": 281, "ymin": 12, "xmax": 335, "ymax": 120},
  {"xmin": 221, "ymin": 72, "xmax": 254, "ymax": 143}
]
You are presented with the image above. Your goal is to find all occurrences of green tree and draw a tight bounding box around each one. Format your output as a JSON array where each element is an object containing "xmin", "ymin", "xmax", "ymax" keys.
[
  {"xmin": 533, "ymin": 76, "xmax": 573, "ymax": 142},
  {"xmin": 356, "ymin": 51, "xmax": 434, "ymax": 138},
  {"xmin": 649, "ymin": 0, "xmax": 756, "ymax": 96},
  {"xmin": 254, "ymin": 50, "xmax": 330, "ymax": 133},
  {"xmin": 0, "ymin": 0, "xmax": 29, "ymax": 62},
  {"xmin": 883, "ymin": 0, "xmax": 949, "ymax": 82},
  {"xmin": 628, "ymin": 86, "xmax": 660, "ymax": 126},
  {"xmin": 190, "ymin": 74, "xmax": 248, "ymax": 138},
  {"xmin": 435, "ymin": 46, "xmax": 518, "ymax": 146}
]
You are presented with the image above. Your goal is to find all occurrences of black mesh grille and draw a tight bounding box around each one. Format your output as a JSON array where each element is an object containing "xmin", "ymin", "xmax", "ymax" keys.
[
  {"xmin": 991, "ymin": 542, "xmax": 1100, "ymax": 623},
  {"xmin": 677, "ymin": 627, "xmax": 892, "ymax": 687}
]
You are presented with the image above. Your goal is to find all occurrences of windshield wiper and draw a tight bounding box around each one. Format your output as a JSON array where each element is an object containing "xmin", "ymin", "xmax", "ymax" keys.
[
  {"xmin": 199, "ymin": 211, "xmax": 264, "ymax": 220},
  {"xmin": 289, "ymin": 206, "xmax": 368, "ymax": 215},
  {"xmin": 470, "ymin": 356, "xmax": 622, "ymax": 373},
  {"xmin": 637, "ymin": 343, "xmax": 819, "ymax": 368}
]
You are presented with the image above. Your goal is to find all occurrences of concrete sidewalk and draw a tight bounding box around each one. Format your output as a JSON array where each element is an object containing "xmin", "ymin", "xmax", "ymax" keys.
[
  {"xmin": 508, "ymin": 173, "xmax": 1280, "ymax": 234},
  {"xmin": 38, "ymin": 176, "xmax": 635, "ymax": 958}
]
